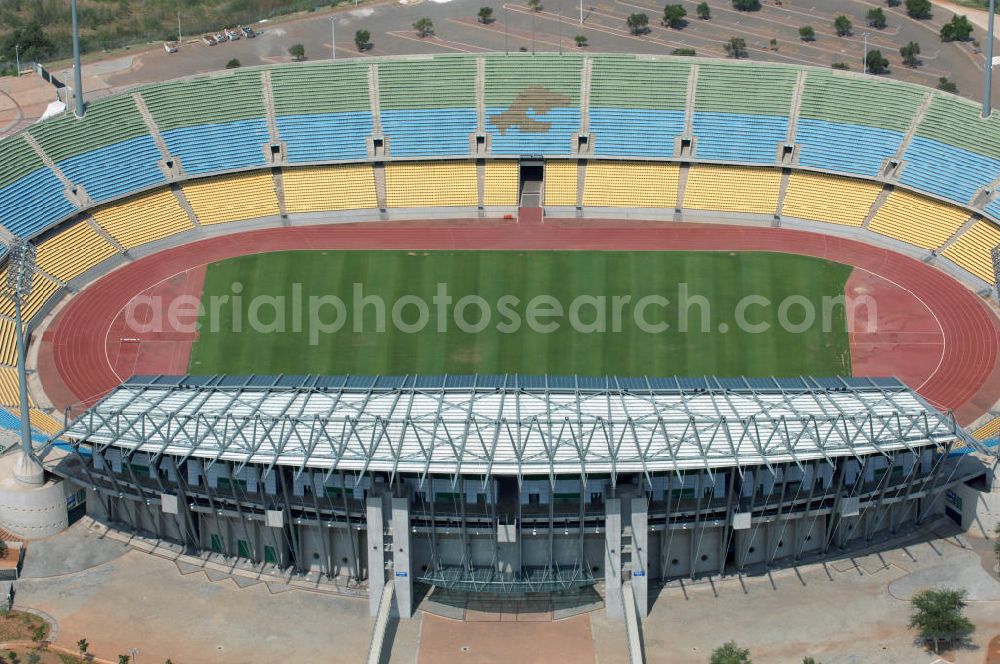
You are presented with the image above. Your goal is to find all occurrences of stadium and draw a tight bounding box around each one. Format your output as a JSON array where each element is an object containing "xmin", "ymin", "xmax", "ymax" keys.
[{"xmin": 0, "ymin": 51, "xmax": 999, "ymax": 643}]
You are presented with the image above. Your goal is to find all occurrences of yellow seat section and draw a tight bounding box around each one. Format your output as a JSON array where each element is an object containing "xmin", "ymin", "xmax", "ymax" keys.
[
  {"xmin": 869, "ymin": 191, "xmax": 969, "ymax": 250},
  {"xmin": 583, "ymin": 161, "xmax": 679, "ymax": 208},
  {"xmin": 0, "ymin": 320, "xmax": 15, "ymax": 366},
  {"xmin": 0, "ymin": 272, "xmax": 59, "ymax": 323},
  {"xmin": 544, "ymin": 161, "xmax": 577, "ymax": 206},
  {"xmin": 683, "ymin": 165, "xmax": 780, "ymax": 214},
  {"xmin": 0, "ymin": 366, "xmax": 32, "ymax": 408},
  {"xmin": 385, "ymin": 161, "xmax": 478, "ymax": 208},
  {"xmin": 35, "ymin": 221, "xmax": 118, "ymax": 282},
  {"xmin": 483, "ymin": 161, "xmax": 518, "ymax": 206},
  {"xmin": 28, "ymin": 408, "xmax": 62, "ymax": 436},
  {"xmin": 942, "ymin": 219, "xmax": 1000, "ymax": 283},
  {"xmin": 283, "ymin": 165, "xmax": 377, "ymax": 213},
  {"xmin": 91, "ymin": 189, "xmax": 193, "ymax": 249},
  {"xmin": 782, "ymin": 173, "xmax": 883, "ymax": 227},
  {"xmin": 973, "ymin": 416, "xmax": 1000, "ymax": 440},
  {"xmin": 183, "ymin": 172, "xmax": 280, "ymax": 225}
]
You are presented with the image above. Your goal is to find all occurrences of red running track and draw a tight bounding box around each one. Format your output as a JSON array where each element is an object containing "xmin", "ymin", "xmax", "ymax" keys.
[{"xmin": 36, "ymin": 219, "xmax": 1000, "ymax": 425}]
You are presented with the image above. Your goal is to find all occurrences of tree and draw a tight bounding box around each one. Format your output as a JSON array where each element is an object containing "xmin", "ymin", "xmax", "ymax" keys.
[
  {"xmin": 910, "ymin": 588, "xmax": 974, "ymax": 653},
  {"xmin": 900, "ymin": 41, "xmax": 921, "ymax": 66},
  {"xmin": 30, "ymin": 626, "xmax": 45, "ymax": 643},
  {"xmin": 528, "ymin": 0, "xmax": 542, "ymax": 10},
  {"xmin": 802, "ymin": 658, "xmax": 818, "ymax": 664},
  {"xmin": 413, "ymin": 18, "xmax": 434, "ymax": 37},
  {"xmin": 354, "ymin": 29, "xmax": 370, "ymax": 51},
  {"xmin": 866, "ymin": 49, "xmax": 889, "ymax": 73},
  {"xmin": 288, "ymin": 43, "xmax": 305, "ymax": 61},
  {"xmin": 832, "ymin": 61, "xmax": 850, "ymax": 69},
  {"xmin": 0, "ymin": 22, "xmax": 56, "ymax": 65},
  {"xmin": 732, "ymin": 0, "xmax": 761, "ymax": 10},
  {"xmin": 672, "ymin": 47, "xmax": 697, "ymax": 55},
  {"xmin": 867, "ymin": 7, "xmax": 887, "ymax": 29},
  {"xmin": 905, "ymin": 0, "xmax": 932, "ymax": 19},
  {"xmin": 5, "ymin": 653, "xmax": 17, "ymax": 664},
  {"xmin": 938, "ymin": 76, "xmax": 958, "ymax": 92},
  {"xmin": 478, "ymin": 6, "xmax": 494, "ymax": 23},
  {"xmin": 887, "ymin": 0, "xmax": 901, "ymax": 6},
  {"xmin": 834, "ymin": 15, "xmax": 853, "ymax": 36},
  {"xmin": 697, "ymin": 2, "xmax": 711, "ymax": 19},
  {"xmin": 769, "ymin": 37, "xmax": 778, "ymax": 50},
  {"xmin": 663, "ymin": 5, "xmax": 687, "ymax": 29},
  {"xmin": 627, "ymin": 13, "xmax": 650, "ymax": 34},
  {"xmin": 225, "ymin": 58, "xmax": 241, "ymax": 69},
  {"xmin": 724, "ymin": 36, "xmax": 748, "ymax": 58},
  {"xmin": 77, "ymin": 639, "xmax": 89, "ymax": 656},
  {"xmin": 25, "ymin": 654, "xmax": 39, "ymax": 664},
  {"xmin": 940, "ymin": 15, "xmax": 973, "ymax": 41},
  {"xmin": 574, "ymin": 34, "xmax": 588, "ymax": 47},
  {"xmin": 710, "ymin": 641, "xmax": 752, "ymax": 664},
  {"xmin": 799, "ymin": 26, "xmax": 816, "ymax": 41},
  {"xmin": 117, "ymin": 657, "xmax": 129, "ymax": 664}
]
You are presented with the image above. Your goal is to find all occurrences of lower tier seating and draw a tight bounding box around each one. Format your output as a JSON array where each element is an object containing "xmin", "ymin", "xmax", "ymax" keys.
[
  {"xmin": 35, "ymin": 222, "xmax": 118, "ymax": 283},
  {"xmin": 942, "ymin": 219, "xmax": 1000, "ymax": 283},
  {"xmin": 384, "ymin": 162, "xmax": 477, "ymax": 208},
  {"xmin": 91, "ymin": 189, "xmax": 194, "ymax": 249},
  {"xmin": 583, "ymin": 161, "xmax": 679, "ymax": 208},
  {"xmin": 973, "ymin": 416, "xmax": 1000, "ymax": 440},
  {"xmin": 0, "ymin": 273, "xmax": 58, "ymax": 323},
  {"xmin": 0, "ymin": 366, "xmax": 31, "ymax": 408},
  {"xmin": 781, "ymin": 173, "xmax": 882, "ymax": 227},
  {"xmin": 282, "ymin": 165, "xmax": 377, "ymax": 213},
  {"xmin": 483, "ymin": 161, "xmax": 518, "ymax": 207},
  {"xmin": 182, "ymin": 172, "xmax": 280, "ymax": 225},
  {"xmin": 683, "ymin": 165, "xmax": 781, "ymax": 214},
  {"xmin": 0, "ymin": 320, "xmax": 15, "ymax": 366},
  {"xmin": 543, "ymin": 161, "xmax": 578, "ymax": 207},
  {"xmin": 868, "ymin": 190, "xmax": 970, "ymax": 250}
]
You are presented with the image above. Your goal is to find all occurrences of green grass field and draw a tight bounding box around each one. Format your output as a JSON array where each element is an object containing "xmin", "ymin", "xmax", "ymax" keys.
[{"xmin": 188, "ymin": 250, "xmax": 853, "ymax": 377}]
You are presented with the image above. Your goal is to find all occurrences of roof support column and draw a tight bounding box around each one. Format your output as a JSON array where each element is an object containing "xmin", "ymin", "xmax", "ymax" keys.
[
  {"xmin": 604, "ymin": 497, "xmax": 622, "ymax": 621},
  {"xmin": 366, "ymin": 495, "xmax": 386, "ymax": 617},
  {"xmin": 630, "ymin": 497, "xmax": 648, "ymax": 620},
  {"xmin": 392, "ymin": 497, "xmax": 413, "ymax": 618}
]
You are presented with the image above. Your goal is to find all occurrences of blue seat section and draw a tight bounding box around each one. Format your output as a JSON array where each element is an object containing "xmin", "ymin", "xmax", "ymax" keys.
[
  {"xmin": 590, "ymin": 108, "xmax": 683, "ymax": 157},
  {"xmin": 0, "ymin": 408, "xmax": 50, "ymax": 444},
  {"xmin": 56, "ymin": 135, "xmax": 164, "ymax": 203},
  {"xmin": 161, "ymin": 119, "xmax": 270, "ymax": 175},
  {"xmin": 692, "ymin": 112, "xmax": 787, "ymax": 164},
  {"xmin": 486, "ymin": 107, "xmax": 579, "ymax": 155},
  {"xmin": 986, "ymin": 197, "xmax": 1000, "ymax": 220},
  {"xmin": 276, "ymin": 112, "xmax": 372, "ymax": 163},
  {"xmin": 381, "ymin": 108, "xmax": 475, "ymax": 158},
  {"xmin": 0, "ymin": 168, "xmax": 75, "ymax": 238},
  {"xmin": 795, "ymin": 118, "xmax": 902, "ymax": 178},
  {"xmin": 900, "ymin": 136, "xmax": 1000, "ymax": 205}
]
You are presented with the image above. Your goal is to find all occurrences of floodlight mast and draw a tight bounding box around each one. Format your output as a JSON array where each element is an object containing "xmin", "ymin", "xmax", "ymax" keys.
[
  {"xmin": 71, "ymin": 0, "xmax": 85, "ymax": 117},
  {"xmin": 6, "ymin": 240, "xmax": 42, "ymax": 486},
  {"xmin": 985, "ymin": 0, "xmax": 996, "ymax": 117}
]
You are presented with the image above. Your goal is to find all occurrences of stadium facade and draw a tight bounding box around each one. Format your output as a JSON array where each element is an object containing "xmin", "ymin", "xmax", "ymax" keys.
[{"xmin": 48, "ymin": 374, "xmax": 986, "ymax": 617}]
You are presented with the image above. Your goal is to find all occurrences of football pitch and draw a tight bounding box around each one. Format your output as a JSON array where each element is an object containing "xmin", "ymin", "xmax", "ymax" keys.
[{"xmin": 188, "ymin": 250, "xmax": 853, "ymax": 377}]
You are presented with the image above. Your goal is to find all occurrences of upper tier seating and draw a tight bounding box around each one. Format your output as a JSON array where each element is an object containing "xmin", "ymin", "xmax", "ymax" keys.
[
  {"xmin": 543, "ymin": 161, "xmax": 578, "ymax": 207},
  {"xmin": 91, "ymin": 189, "xmax": 194, "ymax": 249},
  {"xmin": 796, "ymin": 72, "xmax": 922, "ymax": 177},
  {"xmin": 868, "ymin": 190, "xmax": 969, "ymax": 249},
  {"xmin": 901, "ymin": 95, "xmax": 1000, "ymax": 205},
  {"xmin": 781, "ymin": 172, "xmax": 883, "ymax": 226},
  {"xmin": 35, "ymin": 222, "xmax": 118, "ymax": 283},
  {"xmin": 182, "ymin": 172, "xmax": 280, "ymax": 224},
  {"xmin": 385, "ymin": 162, "xmax": 477, "ymax": 208},
  {"xmin": 485, "ymin": 54, "xmax": 582, "ymax": 156},
  {"xmin": 0, "ymin": 135, "xmax": 75, "ymax": 238},
  {"xmin": 271, "ymin": 62, "xmax": 373, "ymax": 163},
  {"xmin": 589, "ymin": 56, "xmax": 689, "ymax": 158},
  {"xmin": 140, "ymin": 71, "xmax": 269, "ymax": 175},
  {"xmin": 379, "ymin": 56, "xmax": 477, "ymax": 158},
  {"xmin": 29, "ymin": 95, "xmax": 164, "ymax": 204},
  {"xmin": 942, "ymin": 219, "xmax": 1000, "ymax": 283},
  {"xmin": 683, "ymin": 165, "xmax": 781, "ymax": 214},
  {"xmin": 583, "ymin": 161, "xmax": 679, "ymax": 208},
  {"xmin": 692, "ymin": 64, "xmax": 796, "ymax": 164},
  {"xmin": 282, "ymin": 165, "xmax": 377, "ymax": 213},
  {"xmin": 483, "ymin": 161, "xmax": 519, "ymax": 207}
]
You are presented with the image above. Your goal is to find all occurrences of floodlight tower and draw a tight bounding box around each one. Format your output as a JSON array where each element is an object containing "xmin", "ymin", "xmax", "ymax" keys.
[
  {"xmin": 985, "ymin": 0, "xmax": 996, "ymax": 117},
  {"xmin": 5, "ymin": 239, "xmax": 43, "ymax": 486},
  {"xmin": 71, "ymin": 0, "xmax": 85, "ymax": 117}
]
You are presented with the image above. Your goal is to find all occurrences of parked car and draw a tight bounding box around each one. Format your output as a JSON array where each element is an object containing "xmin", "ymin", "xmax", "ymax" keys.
[
  {"xmin": 214, "ymin": 33, "xmax": 227, "ymax": 43},
  {"xmin": 201, "ymin": 35, "xmax": 217, "ymax": 46},
  {"xmin": 225, "ymin": 29, "xmax": 241, "ymax": 41},
  {"xmin": 241, "ymin": 26, "xmax": 257, "ymax": 38},
  {"xmin": 164, "ymin": 41, "xmax": 178, "ymax": 53}
]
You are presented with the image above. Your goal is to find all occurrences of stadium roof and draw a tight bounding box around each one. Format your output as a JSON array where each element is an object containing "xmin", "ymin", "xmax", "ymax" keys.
[{"xmin": 59, "ymin": 375, "xmax": 981, "ymax": 480}]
